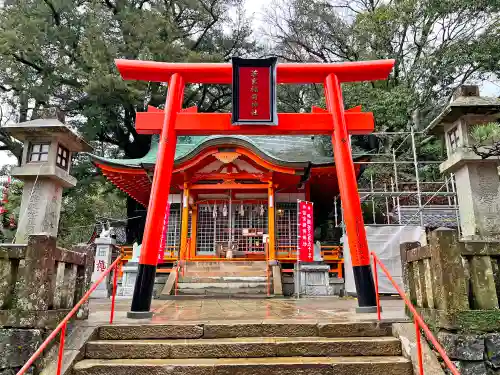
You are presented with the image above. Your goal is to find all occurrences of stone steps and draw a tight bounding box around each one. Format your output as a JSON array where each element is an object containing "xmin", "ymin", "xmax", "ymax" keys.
[
  {"xmin": 178, "ymin": 282, "xmax": 268, "ymax": 289},
  {"xmin": 180, "ymin": 276, "xmax": 268, "ymax": 283},
  {"xmin": 97, "ymin": 322, "xmax": 393, "ymax": 340},
  {"xmin": 74, "ymin": 356, "xmax": 412, "ymax": 375},
  {"xmin": 183, "ymin": 266, "xmax": 268, "ymax": 272},
  {"xmin": 72, "ymin": 322, "xmax": 411, "ymax": 375},
  {"xmin": 185, "ymin": 261, "xmax": 268, "ymax": 268},
  {"xmin": 177, "ymin": 261, "xmax": 269, "ymax": 297},
  {"xmin": 177, "ymin": 287, "xmax": 267, "ymax": 296},
  {"xmin": 85, "ymin": 336, "xmax": 402, "ymax": 359},
  {"xmin": 181, "ymin": 271, "xmax": 267, "ymax": 277}
]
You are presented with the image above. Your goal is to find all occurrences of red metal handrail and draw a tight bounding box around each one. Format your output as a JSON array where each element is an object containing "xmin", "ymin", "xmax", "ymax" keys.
[
  {"xmin": 371, "ymin": 252, "xmax": 459, "ymax": 375},
  {"xmin": 17, "ymin": 256, "xmax": 122, "ymax": 375}
]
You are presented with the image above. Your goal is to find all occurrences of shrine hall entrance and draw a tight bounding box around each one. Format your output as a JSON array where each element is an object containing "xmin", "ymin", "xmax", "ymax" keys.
[{"xmin": 195, "ymin": 200, "xmax": 269, "ymax": 257}]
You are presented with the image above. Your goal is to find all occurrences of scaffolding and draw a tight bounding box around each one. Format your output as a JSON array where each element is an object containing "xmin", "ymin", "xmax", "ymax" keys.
[{"xmin": 332, "ymin": 128, "xmax": 460, "ymax": 236}]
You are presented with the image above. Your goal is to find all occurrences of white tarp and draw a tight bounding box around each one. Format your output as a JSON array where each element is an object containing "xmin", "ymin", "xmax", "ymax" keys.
[{"xmin": 342, "ymin": 225, "xmax": 426, "ymax": 295}]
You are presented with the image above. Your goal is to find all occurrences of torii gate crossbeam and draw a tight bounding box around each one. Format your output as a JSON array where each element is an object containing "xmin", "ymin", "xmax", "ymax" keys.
[{"xmin": 116, "ymin": 59, "xmax": 395, "ymax": 318}]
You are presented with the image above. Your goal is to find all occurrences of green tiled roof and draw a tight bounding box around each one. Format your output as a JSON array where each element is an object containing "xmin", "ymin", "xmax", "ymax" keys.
[{"xmin": 88, "ymin": 135, "xmax": 342, "ymax": 169}]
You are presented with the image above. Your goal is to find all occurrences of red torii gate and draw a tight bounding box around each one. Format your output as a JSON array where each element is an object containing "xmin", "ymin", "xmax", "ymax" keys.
[{"xmin": 115, "ymin": 58, "xmax": 395, "ymax": 318}]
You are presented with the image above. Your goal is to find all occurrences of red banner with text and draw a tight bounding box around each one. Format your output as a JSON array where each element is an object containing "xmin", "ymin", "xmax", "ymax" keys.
[
  {"xmin": 158, "ymin": 202, "xmax": 171, "ymax": 263},
  {"xmin": 297, "ymin": 200, "xmax": 314, "ymax": 262}
]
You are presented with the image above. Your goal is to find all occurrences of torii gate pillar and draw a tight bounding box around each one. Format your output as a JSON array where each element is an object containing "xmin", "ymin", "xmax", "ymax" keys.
[
  {"xmin": 115, "ymin": 58, "xmax": 394, "ymax": 318},
  {"xmin": 325, "ymin": 74, "xmax": 376, "ymax": 310}
]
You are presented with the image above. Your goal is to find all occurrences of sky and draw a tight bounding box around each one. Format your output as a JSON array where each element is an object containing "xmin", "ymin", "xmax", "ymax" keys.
[{"xmin": 0, "ymin": 0, "xmax": 499, "ymax": 168}]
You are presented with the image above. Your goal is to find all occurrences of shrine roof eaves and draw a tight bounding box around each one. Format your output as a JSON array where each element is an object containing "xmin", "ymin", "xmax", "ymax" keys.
[{"xmin": 87, "ymin": 135, "xmax": 365, "ymax": 170}]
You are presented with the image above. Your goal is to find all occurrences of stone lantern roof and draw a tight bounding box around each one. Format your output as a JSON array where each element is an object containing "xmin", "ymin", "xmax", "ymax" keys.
[
  {"xmin": 426, "ymin": 85, "xmax": 500, "ymax": 135},
  {"xmin": 3, "ymin": 118, "xmax": 92, "ymax": 152}
]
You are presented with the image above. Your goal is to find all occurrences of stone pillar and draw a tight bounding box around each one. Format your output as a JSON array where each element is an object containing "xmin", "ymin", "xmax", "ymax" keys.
[
  {"xmin": 179, "ymin": 183, "xmax": 190, "ymax": 260},
  {"xmin": 118, "ymin": 243, "xmax": 140, "ymax": 298},
  {"xmin": 91, "ymin": 236, "xmax": 116, "ymax": 298},
  {"xmin": 454, "ymin": 163, "xmax": 500, "ymax": 238},
  {"xmin": 429, "ymin": 228, "xmax": 468, "ymax": 312},
  {"xmin": 267, "ymin": 182, "xmax": 276, "ymax": 260},
  {"xmin": 16, "ymin": 180, "xmax": 63, "ymax": 243},
  {"xmin": 3, "ymin": 113, "xmax": 92, "ymax": 244}
]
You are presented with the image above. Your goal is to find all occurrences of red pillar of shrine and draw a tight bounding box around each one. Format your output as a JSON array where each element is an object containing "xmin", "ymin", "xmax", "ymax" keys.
[
  {"xmin": 325, "ymin": 74, "xmax": 377, "ymax": 312},
  {"xmin": 128, "ymin": 73, "xmax": 184, "ymax": 318}
]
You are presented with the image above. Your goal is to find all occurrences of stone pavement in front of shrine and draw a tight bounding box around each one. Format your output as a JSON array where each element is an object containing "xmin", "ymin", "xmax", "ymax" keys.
[{"xmin": 87, "ymin": 297, "xmax": 406, "ymax": 325}]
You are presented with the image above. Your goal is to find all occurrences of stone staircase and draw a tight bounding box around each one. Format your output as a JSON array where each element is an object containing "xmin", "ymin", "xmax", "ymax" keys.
[
  {"xmin": 175, "ymin": 261, "xmax": 270, "ymax": 297},
  {"xmin": 73, "ymin": 321, "xmax": 413, "ymax": 374}
]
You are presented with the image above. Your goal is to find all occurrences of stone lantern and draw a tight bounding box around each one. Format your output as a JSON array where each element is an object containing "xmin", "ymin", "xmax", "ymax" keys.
[
  {"xmin": 3, "ymin": 110, "xmax": 92, "ymax": 243},
  {"xmin": 426, "ymin": 85, "xmax": 500, "ymax": 239}
]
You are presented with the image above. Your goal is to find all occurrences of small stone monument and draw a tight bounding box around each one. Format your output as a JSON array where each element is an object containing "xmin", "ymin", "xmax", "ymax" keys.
[
  {"xmin": 298, "ymin": 263, "xmax": 332, "ymax": 296},
  {"xmin": 426, "ymin": 85, "xmax": 500, "ymax": 239},
  {"xmin": 297, "ymin": 227, "xmax": 333, "ymax": 296},
  {"xmin": 91, "ymin": 227, "xmax": 117, "ymax": 298},
  {"xmin": 3, "ymin": 109, "xmax": 92, "ymax": 243},
  {"xmin": 118, "ymin": 242, "xmax": 141, "ymax": 297}
]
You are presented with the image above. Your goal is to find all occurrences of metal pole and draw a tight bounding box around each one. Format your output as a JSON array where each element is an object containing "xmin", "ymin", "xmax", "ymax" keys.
[
  {"xmin": 445, "ymin": 177, "xmax": 452, "ymax": 206},
  {"xmin": 390, "ymin": 177, "xmax": 397, "ymax": 224},
  {"xmin": 410, "ymin": 127, "xmax": 424, "ymax": 227},
  {"xmin": 340, "ymin": 199, "xmax": 345, "ymax": 229},
  {"xmin": 325, "ymin": 74, "xmax": 376, "ymax": 312},
  {"xmin": 450, "ymin": 173, "xmax": 461, "ymax": 237},
  {"xmin": 384, "ymin": 183, "xmax": 390, "ymax": 224},
  {"xmin": 370, "ymin": 174, "xmax": 376, "ymax": 224},
  {"xmin": 392, "ymin": 149, "xmax": 402, "ymax": 224}
]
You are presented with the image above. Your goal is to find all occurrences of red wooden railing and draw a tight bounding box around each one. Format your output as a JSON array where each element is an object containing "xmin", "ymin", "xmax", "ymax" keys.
[
  {"xmin": 371, "ymin": 252, "xmax": 460, "ymax": 375},
  {"xmin": 17, "ymin": 256, "xmax": 122, "ymax": 375}
]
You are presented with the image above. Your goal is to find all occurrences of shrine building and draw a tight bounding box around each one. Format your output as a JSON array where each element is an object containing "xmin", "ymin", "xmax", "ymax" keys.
[{"xmin": 89, "ymin": 135, "xmax": 368, "ymax": 274}]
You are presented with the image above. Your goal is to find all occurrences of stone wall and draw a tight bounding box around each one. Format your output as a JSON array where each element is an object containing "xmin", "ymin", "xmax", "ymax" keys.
[
  {"xmin": 401, "ymin": 228, "xmax": 500, "ymax": 374},
  {"xmin": 0, "ymin": 235, "xmax": 94, "ymax": 374}
]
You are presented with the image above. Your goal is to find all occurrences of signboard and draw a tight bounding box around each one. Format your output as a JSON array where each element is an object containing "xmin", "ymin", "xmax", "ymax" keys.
[
  {"xmin": 231, "ymin": 57, "xmax": 278, "ymax": 125},
  {"xmin": 158, "ymin": 202, "xmax": 171, "ymax": 263},
  {"xmin": 297, "ymin": 200, "xmax": 314, "ymax": 262}
]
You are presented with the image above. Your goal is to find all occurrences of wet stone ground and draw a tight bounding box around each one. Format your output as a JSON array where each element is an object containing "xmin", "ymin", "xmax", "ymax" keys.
[{"xmin": 88, "ymin": 297, "xmax": 406, "ymax": 324}]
